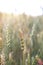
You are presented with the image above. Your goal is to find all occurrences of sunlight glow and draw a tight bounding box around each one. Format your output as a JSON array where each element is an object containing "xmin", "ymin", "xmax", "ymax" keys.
[{"xmin": 0, "ymin": 0, "xmax": 43, "ymax": 16}]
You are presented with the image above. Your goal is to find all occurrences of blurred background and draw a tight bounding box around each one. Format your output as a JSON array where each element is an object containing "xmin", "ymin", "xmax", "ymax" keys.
[{"xmin": 0, "ymin": 0, "xmax": 43, "ymax": 65}]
